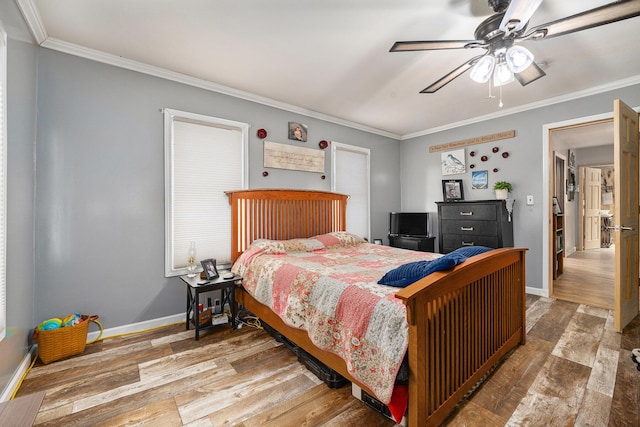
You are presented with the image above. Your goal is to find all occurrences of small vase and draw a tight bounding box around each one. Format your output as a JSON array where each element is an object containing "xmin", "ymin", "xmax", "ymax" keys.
[{"xmin": 495, "ymin": 189, "xmax": 508, "ymax": 200}]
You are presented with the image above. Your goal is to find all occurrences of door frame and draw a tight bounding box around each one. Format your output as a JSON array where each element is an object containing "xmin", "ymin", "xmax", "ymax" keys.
[
  {"xmin": 543, "ymin": 112, "xmax": 619, "ymax": 297},
  {"xmin": 543, "ymin": 107, "xmax": 640, "ymax": 298}
]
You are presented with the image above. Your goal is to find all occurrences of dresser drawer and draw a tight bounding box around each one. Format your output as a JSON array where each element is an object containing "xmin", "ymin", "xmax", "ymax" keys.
[
  {"xmin": 441, "ymin": 234, "xmax": 499, "ymax": 252},
  {"xmin": 439, "ymin": 204, "xmax": 497, "ymax": 221},
  {"xmin": 441, "ymin": 220, "xmax": 497, "ymax": 236}
]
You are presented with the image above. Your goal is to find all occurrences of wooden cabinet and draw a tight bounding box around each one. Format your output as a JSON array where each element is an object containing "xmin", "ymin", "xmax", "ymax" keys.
[
  {"xmin": 553, "ymin": 213, "xmax": 564, "ymax": 278},
  {"xmin": 389, "ymin": 235, "xmax": 435, "ymax": 252},
  {"xmin": 436, "ymin": 200, "xmax": 514, "ymax": 254}
]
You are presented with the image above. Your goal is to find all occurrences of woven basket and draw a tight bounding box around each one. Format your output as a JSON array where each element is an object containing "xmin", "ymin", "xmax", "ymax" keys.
[{"xmin": 33, "ymin": 315, "xmax": 95, "ymax": 364}]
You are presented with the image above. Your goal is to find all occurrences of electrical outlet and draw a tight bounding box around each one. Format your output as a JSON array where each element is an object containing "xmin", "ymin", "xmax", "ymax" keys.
[{"xmin": 526, "ymin": 195, "xmax": 534, "ymax": 205}]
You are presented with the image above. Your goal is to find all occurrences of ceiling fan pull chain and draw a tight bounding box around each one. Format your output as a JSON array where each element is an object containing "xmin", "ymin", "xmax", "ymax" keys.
[
  {"xmin": 486, "ymin": 79, "xmax": 495, "ymax": 99},
  {"xmin": 498, "ymin": 86, "xmax": 504, "ymax": 108}
]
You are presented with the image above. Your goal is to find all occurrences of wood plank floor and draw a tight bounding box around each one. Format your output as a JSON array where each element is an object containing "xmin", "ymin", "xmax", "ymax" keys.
[
  {"xmin": 553, "ymin": 247, "xmax": 615, "ymax": 310},
  {"xmin": 15, "ymin": 296, "xmax": 640, "ymax": 426}
]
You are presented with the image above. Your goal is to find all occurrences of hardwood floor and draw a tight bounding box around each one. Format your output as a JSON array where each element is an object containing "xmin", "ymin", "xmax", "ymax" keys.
[
  {"xmin": 553, "ymin": 247, "xmax": 615, "ymax": 310},
  {"xmin": 15, "ymin": 296, "xmax": 640, "ymax": 426}
]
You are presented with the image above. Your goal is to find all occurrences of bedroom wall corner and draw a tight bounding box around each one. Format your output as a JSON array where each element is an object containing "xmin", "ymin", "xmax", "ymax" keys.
[{"xmin": 0, "ymin": 39, "xmax": 37, "ymax": 399}]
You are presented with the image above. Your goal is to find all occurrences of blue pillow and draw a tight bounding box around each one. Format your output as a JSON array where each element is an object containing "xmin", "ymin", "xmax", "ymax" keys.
[{"xmin": 378, "ymin": 246, "xmax": 493, "ymax": 288}]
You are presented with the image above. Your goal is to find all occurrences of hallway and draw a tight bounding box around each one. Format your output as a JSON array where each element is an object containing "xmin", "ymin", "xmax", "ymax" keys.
[{"xmin": 553, "ymin": 246, "xmax": 615, "ymax": 310}]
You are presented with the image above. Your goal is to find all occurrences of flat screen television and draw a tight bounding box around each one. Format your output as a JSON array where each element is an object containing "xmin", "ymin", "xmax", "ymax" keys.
[{"xmin": 389, "ymin": 212, "xmax": 430, "ymax": 237}]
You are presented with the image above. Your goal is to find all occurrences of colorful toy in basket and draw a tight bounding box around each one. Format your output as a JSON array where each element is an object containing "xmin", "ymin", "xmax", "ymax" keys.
[
  {"xmin": 37, "ymin": 313, "xmax": 83, "ymax": 331},
  {"xmin": 62, "ymin": 313, "xmax": 82, "ymax": 326},
  {"xmin": 38, "ymin": 318, "xmax": 63, "ymax": 330}
]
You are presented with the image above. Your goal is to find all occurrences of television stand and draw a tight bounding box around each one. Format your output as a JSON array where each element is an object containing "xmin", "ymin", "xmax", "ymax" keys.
[{"xmin": 389, "ymin": 235, "xmax": 435, "ymax": 252}]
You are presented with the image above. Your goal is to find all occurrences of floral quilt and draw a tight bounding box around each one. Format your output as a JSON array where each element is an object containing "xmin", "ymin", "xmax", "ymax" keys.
[{"xmin": 231, "ymin": 231, "xmax": 441, "ymax": 403}]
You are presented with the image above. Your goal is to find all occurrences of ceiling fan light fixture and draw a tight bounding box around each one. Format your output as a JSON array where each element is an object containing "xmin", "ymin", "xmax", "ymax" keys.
[
  {"xmin": 470, "ymin": 55, "xmax": 496, "ymax": 83},
  {"xmin": 493, "ymin": 60, "xmax": 514, "ymax": 87},
  {"xmin": 505, "ymin": 45, "xmax": 534, "ymax": 73}
]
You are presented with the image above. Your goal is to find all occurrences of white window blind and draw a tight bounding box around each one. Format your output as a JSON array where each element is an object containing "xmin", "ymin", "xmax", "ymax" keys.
[
  {"xmin": 0, "ymin": 28, "xmax": 7, "ymax": 341},
  {"xmin": 164, "ymin": 109, "xmax": 248, "ymax": 277},
  {"xmin": 331, "ymin": 142, "xmax": 370, "ymax": 241}
]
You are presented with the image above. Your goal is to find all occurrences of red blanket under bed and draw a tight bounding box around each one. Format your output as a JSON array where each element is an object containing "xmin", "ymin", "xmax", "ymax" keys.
[{"xmin": 231, "ymin": 231, "xmax": 441, "ymax": 404}]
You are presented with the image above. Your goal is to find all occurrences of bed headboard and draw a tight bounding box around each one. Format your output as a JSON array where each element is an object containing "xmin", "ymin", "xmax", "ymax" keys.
[{"xmin": 225, "ymin": 189, "xmax": 349, "ymax": 263}]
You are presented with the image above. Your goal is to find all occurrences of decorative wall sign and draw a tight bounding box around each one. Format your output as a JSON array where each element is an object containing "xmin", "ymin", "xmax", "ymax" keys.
[
  {"xmin": 472, "ymin": 170, "xmax": 488, "ymax": 189},
  {"xmin": 288, "ymin": 122, "xmax": 308, "ymax": 142},
  {"xmin": 441, "ymin": 148, "xmax": 466, "ymax": 175},
  {"xmin": 429, "ymin": 130, "xmax": 515, "ymax": 153},
  {"xmin": 264, "ymin": 141, "xmax": 324, "ymax": 173}
]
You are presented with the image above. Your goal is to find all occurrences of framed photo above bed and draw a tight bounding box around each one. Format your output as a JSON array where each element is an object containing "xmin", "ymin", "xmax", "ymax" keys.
[{"xmin": 442, "ymin": 179, "xmax": 464, "ymax": 202}]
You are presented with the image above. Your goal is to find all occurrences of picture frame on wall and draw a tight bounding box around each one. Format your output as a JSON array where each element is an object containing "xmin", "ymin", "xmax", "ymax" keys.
[
  {"xmin": 288, "ymin": 121, "xmax": 308, "ymax": 142},
  {"xmin": 441, "ymin": 148, "xmax": 466, "ymax": 175},
  {"xmin": 471, "ymin": 170, "xmax": 488, "ymax": 189},
  {"xmin": 442, "ymin": 179, "xmax": 464, "ymax": 202}
]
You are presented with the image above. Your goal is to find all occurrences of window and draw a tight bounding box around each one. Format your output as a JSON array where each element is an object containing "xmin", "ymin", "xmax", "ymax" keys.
[
  {"xmin": 331, "ymin": 142, "xmax": 370, "ymax": 241},
  {"xmin": 0, "ymin": 27, "xmax": 6, "ymax": 341},
  {"xmin": 164, "ymin": 109, "xmax": 248, "ymax": 277}
]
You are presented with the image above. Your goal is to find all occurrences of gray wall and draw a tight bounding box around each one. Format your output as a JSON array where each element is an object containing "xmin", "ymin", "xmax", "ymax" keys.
[
  {"xmin": 0, "ymin": 40, "xmax": 37, "ymax": 395},
  {"xmin": 401, "ymin": 85, "xmax": 640, "ymax": 291},
  {"xmin": 34, "ymin": 49, "xmax": 401, "ymax": 328}
]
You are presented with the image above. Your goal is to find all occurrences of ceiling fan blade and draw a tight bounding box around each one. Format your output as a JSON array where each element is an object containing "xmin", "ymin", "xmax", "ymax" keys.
[
  {"xmin": 390, "ymin": 40, "xmax": 484, "ymax": 52},
  {"xmin": 514, "ymin": 61, "xmax": 546, "ymax": 86},
  {"xmin": 523, "ymin": 0, "xmax": 640, "ymax": 40},
  {"xmin": 421, "ymin": 55, "xmax": 484, "ymax": 93},
  {"xmin": 499, "ymin": 0, "xmax": 543, "ymax": 33}
]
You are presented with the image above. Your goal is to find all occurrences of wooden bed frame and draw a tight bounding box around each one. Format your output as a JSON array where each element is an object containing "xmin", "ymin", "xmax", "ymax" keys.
[{"xmin": 226, "ymin": 189, "xmax": 526, "ymax": 427}]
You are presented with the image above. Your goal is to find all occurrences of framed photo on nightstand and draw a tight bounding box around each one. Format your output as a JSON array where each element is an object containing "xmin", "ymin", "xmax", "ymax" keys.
[{"xmin": 200, "ymin": 259, "xmax": 219, "ymax": 280}]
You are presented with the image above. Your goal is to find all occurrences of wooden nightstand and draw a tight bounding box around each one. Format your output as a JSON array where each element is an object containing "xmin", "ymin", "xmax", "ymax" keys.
[{"xmin": 179, "ymin": 273, "xmax": 241, "ymax": 340}]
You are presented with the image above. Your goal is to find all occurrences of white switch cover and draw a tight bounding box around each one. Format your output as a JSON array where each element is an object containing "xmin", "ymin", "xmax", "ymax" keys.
[{"xmin": 526, "ymin": 195, "xmax": 534, "ymax": 205}]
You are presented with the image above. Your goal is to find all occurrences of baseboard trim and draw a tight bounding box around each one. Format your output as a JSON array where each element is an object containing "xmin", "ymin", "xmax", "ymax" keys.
[
  {"xmin": 86, "ymin": 312, "xmax": 184, "ymax": 342},
  {"xmin": 526, "ymin": 286, "xmax": 549, "ymax": 297},
  {"xmin": 0, "ymin": 346, "xmax": 37, "ymax": 402}
]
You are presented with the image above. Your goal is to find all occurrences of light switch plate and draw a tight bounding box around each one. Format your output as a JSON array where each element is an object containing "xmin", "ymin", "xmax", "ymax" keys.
[{"xmin": 526, "ymin": 195, "xmax": 534, "ymax": 205}]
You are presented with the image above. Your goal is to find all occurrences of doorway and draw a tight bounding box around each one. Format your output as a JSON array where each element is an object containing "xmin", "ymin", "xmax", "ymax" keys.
[{"xmin": 548, "ymin": 119, "xmax": 615, "ymax": 309}]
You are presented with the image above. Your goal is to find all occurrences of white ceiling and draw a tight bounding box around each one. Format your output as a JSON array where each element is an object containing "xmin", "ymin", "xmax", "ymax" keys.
[{"xmin": 4, "ymin": 0, "xmax": 640, "ymax": 139}]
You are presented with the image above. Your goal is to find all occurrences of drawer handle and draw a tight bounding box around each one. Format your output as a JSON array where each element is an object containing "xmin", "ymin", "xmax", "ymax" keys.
[
  {"xmin": 460, "ymin": 226, "xmax": 474, "ymax": 231},
  {"xmin": 459, "ymin": 212, "xmax": 473, "ymax": 216},
  {"xmin": 461, "ymin": 242, "xmax": 475, "ymax": 246}
]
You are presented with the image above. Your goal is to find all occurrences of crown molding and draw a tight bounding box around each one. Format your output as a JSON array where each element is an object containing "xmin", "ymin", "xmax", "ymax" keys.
[
  {"xmin": 40, "ymin": 37, "xmax": 402, "ymax": 141},
  {"xmin": 403, "ymin": 75, "xmax": 640, "ymax": 140},
  {"xmin": 15, "ymin": 0, "xmax": 47, "ymax": 45}
]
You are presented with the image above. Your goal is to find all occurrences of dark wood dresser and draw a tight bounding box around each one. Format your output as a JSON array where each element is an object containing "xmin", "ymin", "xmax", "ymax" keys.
[{"xmin": 436, "ymin": 200, "xmax": 514, "ymax": 254}]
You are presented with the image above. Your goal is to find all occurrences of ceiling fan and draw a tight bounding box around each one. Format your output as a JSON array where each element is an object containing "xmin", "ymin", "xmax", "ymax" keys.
[{"xmin": 390, "ymin": 0, "xmax": 640, "ymax": 94}]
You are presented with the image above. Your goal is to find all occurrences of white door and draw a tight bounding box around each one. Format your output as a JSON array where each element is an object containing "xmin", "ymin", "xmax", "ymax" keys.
[{"xmin": 583, "ymin": 167, "xmax": 601, "ymax": 250}]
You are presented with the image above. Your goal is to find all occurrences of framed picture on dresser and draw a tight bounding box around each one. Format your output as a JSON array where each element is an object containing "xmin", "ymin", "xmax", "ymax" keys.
[{"xmin": 442, "ymin": 179, "xmax": 464, "ymax": 202}]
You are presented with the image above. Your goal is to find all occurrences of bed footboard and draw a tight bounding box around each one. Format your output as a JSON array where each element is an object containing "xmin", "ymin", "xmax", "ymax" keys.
[{"xmin": 395, "ymin": 248, "xmax": 527, "ymax": 427}]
